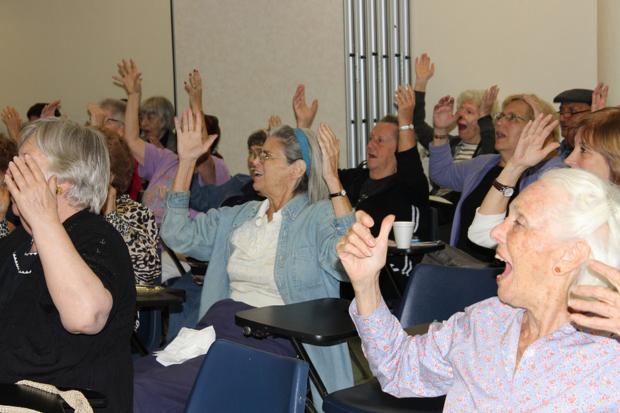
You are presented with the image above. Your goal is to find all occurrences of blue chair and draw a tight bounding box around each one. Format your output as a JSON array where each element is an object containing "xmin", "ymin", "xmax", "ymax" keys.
[
  {"xmin": 323, "ymin": 263, "xmax": 502, "ymax": 413},
  {"xmin": 133, "ymin": 308, "xmax": 162, "ymax": 355},
  {"xmin": 184, "ymin": 339, "xmax": 309, "ymax": 413}
]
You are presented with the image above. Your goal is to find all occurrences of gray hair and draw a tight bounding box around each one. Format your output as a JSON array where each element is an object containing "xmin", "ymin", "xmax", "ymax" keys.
[
  {"xmin": 270, "ymin": 125, "xmax": 328, "ymax": 203},
  {"xmin": 100, "ymin": 98, "xmax": 127, "ymax": 121},
  {"xmin": 140, "ymin": 96, "xmax": 175, "ymax": 133},
  {"xmin": 456, "ymin": 89, "xmax": 499, "ymax": 116},
  {"xmin": 19, "ymin": 118, "xmax": 110, "ymax": 212},
  {"xmin": 539, "ymin": 168, "xmax": 620, "ymax": 288}
]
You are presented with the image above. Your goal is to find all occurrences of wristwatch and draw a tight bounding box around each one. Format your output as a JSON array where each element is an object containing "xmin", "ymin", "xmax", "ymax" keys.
[
  {"xmin": 492, "ymin": 180, "xmax": 515, "ymax": 197},
  {"xmin": 329, "ymin": 189, "xmax": 347, "ymax": 199},
  {"xmin": 399, "ymin": 124, "xmax": 414, "ymax": 131}
]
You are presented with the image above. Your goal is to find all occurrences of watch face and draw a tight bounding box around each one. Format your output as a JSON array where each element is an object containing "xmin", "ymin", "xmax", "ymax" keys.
[{"xmin": 503, "ymin": 188, "xmax": 514, "ymax": 197}]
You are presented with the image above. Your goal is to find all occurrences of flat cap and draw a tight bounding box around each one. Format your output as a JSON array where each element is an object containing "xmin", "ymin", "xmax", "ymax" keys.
[{"xmin": 553, "ymin": 89, "xmax": 592, "ymax": 105}]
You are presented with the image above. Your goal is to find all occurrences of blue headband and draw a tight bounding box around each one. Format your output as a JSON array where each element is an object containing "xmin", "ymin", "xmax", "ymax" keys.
[{"xmin": 293, "ymin": 128, "xmax": 311, "ymax": 177}]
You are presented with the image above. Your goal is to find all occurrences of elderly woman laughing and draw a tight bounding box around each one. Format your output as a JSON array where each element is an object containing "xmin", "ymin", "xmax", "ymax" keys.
[{"xmin": 338, "ymin": 168, "xmax": 620, "ymax": 411}]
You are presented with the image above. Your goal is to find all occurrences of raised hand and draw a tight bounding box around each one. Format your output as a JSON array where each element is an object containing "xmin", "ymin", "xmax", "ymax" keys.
[
  {"xmin": 266, "ymin": 115, "xmax": 282, "ymax": 133},
  {"xmin": 479, "ymin": 85, "xmax": 499, "ymax": 118},
  {"xmin": 592, "ymin": 82, "xmax": 609, "ymax": 112},
  {"xmin": 41, "ymin": 100, "xmax": 61, "ymax": 119},
  {"xmin": 394, "ymin": 85, "xmax": 415, "ymax": 124},
  {"xmin": 292, "ymin": 84, "xmax": 318, "ymax": 129},
  {"xmin": 414, "ymin": 53, "xmax": 435, "ymax": 91},
  {"xmin": 184, "ymin": 69, "xmax": 203, "ymax": 112},
  {"xmin": 5, "ymin": 154, "xmax": 60, "ymax": 232},
  {"xmin": 175, "ymin": 109, "xmax": 216, "ymax": 162},
  {"xmin": 1, "ymin": 106, "xmax": 23, "ymax": 141},
  {"xmin": 508, "ymin": 113, "xmax": 559, "ymax": 171},
  {"xmin": 316, "ymin": 123, "xmax": 340, "ymax": 184},
  {"xmin": 433, "ymin": 96, "xmax": 456, "ymax": 135},
  {"xmin": 113, "ymin": 59, "xmax": 142, "ymax": 95},
  {"xmin": 522, "ymin": 94, "xmax": 544, "ymax": 118},
  {"xmin": 337, "ymin": 211, "xmax": 394, "ymax": 314},
  {"xmin": 569, "ymin": 260, "xmax": 620, "ymax": 337}
]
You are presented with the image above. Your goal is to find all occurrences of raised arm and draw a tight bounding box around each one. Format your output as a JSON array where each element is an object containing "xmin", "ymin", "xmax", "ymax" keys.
[
  {"xmin": 317, "ymin": 122, "xmax": 352, "ymax": 218},
  {"xmin": 394, "ymin": 85, "xmax": 417, "ymax": 152},
  {"xmin": 431, "ymin": 96, "xmax": 457, "ymax": 144},
  {"xmin": 476, "ymin": 85, "xmax": 499, "ymax": 155},
  {"xmin": 6, "ymin": 156, "xmax": 112, "ymax": 334},
  {"xmin": 1, "ymin": 106, "xmax": 23, "ymax": 142},
  {"xmin": 592, "ymin": 82, "xmax": 609, "ymax": 112},
  {"xmin": 292, "ymin": 84, "xmax": 318, "ymax": 129},
  {"xmin": 412, "ymin": 53, "xmax": 436, "ymax": 148},
  {"xmin": 113, "ymin": 59, "xmax": 145, "ymax": 164}
]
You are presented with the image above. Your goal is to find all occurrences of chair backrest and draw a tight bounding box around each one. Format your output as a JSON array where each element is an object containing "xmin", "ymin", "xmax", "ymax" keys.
[
  {"xmin": 397, "ymin": 263, "xmax": 501, "ymax": 328},
  {"xmin": 184, "ymin": 339, "xmax": 309, "ymax": 413}
]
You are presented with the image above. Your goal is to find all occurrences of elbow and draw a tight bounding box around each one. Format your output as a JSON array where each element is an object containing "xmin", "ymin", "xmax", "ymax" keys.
[{"xmin": 61, "ymin": 297, "xmax": 113, "ymax": 335}]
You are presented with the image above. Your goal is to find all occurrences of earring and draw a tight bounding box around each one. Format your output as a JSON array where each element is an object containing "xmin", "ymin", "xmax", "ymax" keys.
[
  {"xmin": 55, "ymin": 186, "xmax": 62, "ymax": 195},
  {"xmin": 554, "ymin": 266, "xmax": 561, "ymax": 273}
]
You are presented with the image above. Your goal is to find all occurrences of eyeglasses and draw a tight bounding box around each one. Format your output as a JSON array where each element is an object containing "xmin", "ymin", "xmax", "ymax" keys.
[
  {"xmin": 494, "ymin": 112, "xmax": 530, "ymax": 123},
  {"xmin": 557, "ymin": 109, "xmax": 589, "ymax": 118},
  {"xmin": 258, "ymin": 150, "xmax": 284, "ymax": 162},
  {"xmin": 104, "ymin": 118, "xmax": 124, "ymax": 126}
]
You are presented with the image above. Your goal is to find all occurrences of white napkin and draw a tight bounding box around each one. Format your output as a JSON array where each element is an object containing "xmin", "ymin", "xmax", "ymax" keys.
[{"xmin": 154, "ymin": 326, "xmax": 216, "ymax": 366}]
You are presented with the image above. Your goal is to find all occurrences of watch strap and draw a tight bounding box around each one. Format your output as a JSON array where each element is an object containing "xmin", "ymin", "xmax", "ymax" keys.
[{"xmin": 329, "ymin": 189, "xmax": 347, "ymax": 198}]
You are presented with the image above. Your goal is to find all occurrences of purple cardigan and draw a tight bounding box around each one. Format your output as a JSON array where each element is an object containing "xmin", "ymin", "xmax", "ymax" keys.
[{"xmin": 429, "ymin": 143, "xmax": 564, "ymax": 245}]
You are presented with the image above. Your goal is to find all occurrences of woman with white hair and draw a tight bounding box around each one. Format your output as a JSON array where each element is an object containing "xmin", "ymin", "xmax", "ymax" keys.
[
  {"xmin": 134, "ymin": 110, "xmax": 354, "ymax": 412},
  {"xmin": 338, "ymin": 168, "xmax": 620, "ymax": 411},
  {"xmin": 0, "ymin": 119, "xmax": 135, "ymax": 412}
]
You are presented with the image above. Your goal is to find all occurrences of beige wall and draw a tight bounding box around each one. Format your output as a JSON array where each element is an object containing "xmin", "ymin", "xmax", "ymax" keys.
[
  {"xmin": 411, "ymin": 0, "xmax": 598, "ymax": 123},
  {"xmin": 0, "ymin": 0, "xmax": 173, "ymax": 129},
  {"xmin": 598, "ymin": 0, "xmax": 620, "ymax": 105},
  {"xmin": 172, "ymin": 0, "xmax": 345, "ymax": 174}
]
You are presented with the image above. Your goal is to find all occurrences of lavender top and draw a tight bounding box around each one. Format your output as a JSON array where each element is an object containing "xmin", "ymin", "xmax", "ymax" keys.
[{"xmin": 350, "ymin": 297, "xmax": 620, "ymax": 412}]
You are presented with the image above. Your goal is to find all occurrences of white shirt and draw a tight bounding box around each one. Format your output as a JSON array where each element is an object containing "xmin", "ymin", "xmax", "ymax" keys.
[{"xmin": 227, "ymin": 200, "xmax": 284, "ymax": 307}]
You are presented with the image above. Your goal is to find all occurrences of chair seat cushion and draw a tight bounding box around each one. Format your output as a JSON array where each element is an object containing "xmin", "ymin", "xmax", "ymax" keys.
[{"xmin": 323, "ymin": 378, "xmax": 445, "ymax": 413}]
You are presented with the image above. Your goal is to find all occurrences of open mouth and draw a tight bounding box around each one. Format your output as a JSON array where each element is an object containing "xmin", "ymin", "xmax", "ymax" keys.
[
  {"xmin": 457, "ymin": 122, "xmax": 468, "ymax": 132},
  {"xmin": 495, "ymin": 131, "xmax": 506, "ymax": 140},
  {"xmin": 494, "ymin": 253, "xmax": 512, "ymax": 282},
  {"xmin": 252, "ymin": 170, "xmax": 264, "ymax": 178}
]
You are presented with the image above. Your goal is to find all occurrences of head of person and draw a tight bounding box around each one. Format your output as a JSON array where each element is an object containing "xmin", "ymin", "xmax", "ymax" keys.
[
  {"xmin": 494, "ymin": 94, "xmax": 559, "ymax": 159},
  {"xmin": 99, "ymin": 99, "xmax": 127, "ymax": 137},
  {"xmin": 491, "ymin": 168, "xmax": 620, "ymax": 312},
  {"xmin": 553, "ymin": 88, "xmax": 593, "ymax": 145},
  {"xmin": 140, "ymin": 96, "xmax": 174, "ymax": 138},
  {"xmin": 367, "ymin": 115, "xmax": 398, "ymax": 178},
  {"xmin": 455, "ymin": 90, "xmax": 499, "ymax": 144},
  {"xmin": 27, "ymin": 103, "xmax": 61, "ymax": 121},
  {"xmin": 98, "ymin": 128, "xmax": 134, "ymax": 195},
  {"xmin": 565, "ymin": 107, "xmax": 620, "ymax": 185},
  {"xmin": 254, "ymin": 125, "xmax": 327, "ymax": 204},
  {"xmin": 246, "ymin": 129, "xmax": 267, "ymax": 179},
  {"xmin": 16, "ymin": 119, "xmax": 110, "ymax": 229},
  {"xmin": 0, "ymin": 133, "xmax": 17, "ymax": 181}
]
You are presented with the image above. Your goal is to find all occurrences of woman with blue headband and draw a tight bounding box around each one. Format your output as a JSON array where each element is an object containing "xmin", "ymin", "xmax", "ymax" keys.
[{"xmin": 133, "ymin": 109, "xmax": 354, "ymax": 412}]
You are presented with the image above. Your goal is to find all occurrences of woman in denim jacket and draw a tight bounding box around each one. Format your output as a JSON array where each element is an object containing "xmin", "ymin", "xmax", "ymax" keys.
[{"xmin": 134, "ymin": 111, "xmax": 354, "ymax": 412}]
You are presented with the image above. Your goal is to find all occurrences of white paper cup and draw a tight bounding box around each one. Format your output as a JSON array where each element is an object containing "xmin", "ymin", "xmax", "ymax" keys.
[{"xmin": 392, "ymin": 221, "xmax": 415, "ymax": 249}]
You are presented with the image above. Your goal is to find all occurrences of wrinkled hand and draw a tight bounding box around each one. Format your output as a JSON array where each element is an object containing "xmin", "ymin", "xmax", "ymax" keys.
[
  {"xmin": 87, "ymin": 103, "xmax": 106, "ymax": 128},
  {"xmin": 592, "ymin": 82, "xmax": 609, "ymax": 112},
  {"xmin": 433, "ymin": 96, "xmax": 457, "ymax": 133},
  {"xmin": 1, "ymin": 106, "xmax": 22, "ymax": 141},
  {"xmin": 508, "ymin": 113, "xmax": 559, "ymax": 171},
  {"xmin": 266, "ymin": 115, "xmax": 282, "ymax": 132},
  {"xmin": 394, "ymin": 85, "xmax": 415, "ymax": 124},
  {"xmin": 414, "ymin": 53, "xmax": 435, "ymax": 83},
  {"xmin": 41, "ymin": 100, "xmax": 61, "ymax": 119},
  {"xmin": 522, "ymin": 94, "xmax": 544, "ymax": 118},
  {"xmin": 175, "ymin": 109, "xmax": 217, "ymax": 162},
  {"xmin": 184, "ymin": 69, "xmax": 203, "ymax": 111},
  {"xmin": 479, "ymin": 85, "xmax": 499, "ymax": 118},
  {"xmin": 317, "ymin": 123, "xmax": 340, "ymax": 184},
  {"xmin": 113, "ymin": 59, "xmax": 142, "ymax": 95},
  {"xmin": 569, "ymin": 260, "xmax": 620, "ymax": 337},
  {"xmin": 337, "ymin": 211, "xmax": 394, "ymax": 290},
  {"xmin": 292, "ymin": 84, "xmax": 318, "ymax": 129},
  {"xmin": 5, "ymin": 155, "xmax": 59, "ymax": 231}
]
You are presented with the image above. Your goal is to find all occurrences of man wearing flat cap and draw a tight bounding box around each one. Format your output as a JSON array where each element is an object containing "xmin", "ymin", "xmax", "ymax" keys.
[{"xmin": 554, "ymin": 88, "xmax": 592, "ymax": 158}]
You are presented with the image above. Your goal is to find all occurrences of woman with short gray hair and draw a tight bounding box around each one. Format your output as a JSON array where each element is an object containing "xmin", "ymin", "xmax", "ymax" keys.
[
  {"xmin": 0, "ymin": 118, "xmax": 136, "ymax": 412},
  {"xmin": 140, "ymin": 95, "xmax": 176, "ymax": 151}
]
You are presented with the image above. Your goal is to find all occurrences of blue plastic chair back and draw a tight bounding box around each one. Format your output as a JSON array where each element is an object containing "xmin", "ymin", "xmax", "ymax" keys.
[
  {"xmin": 135, "ymin": 308, "xmax": 162, "ymax": 353},
  {"xmin": 184, "ymin": 339, "xmax": 309, "ymax": 413},
  {"xmin": 397, "ymin": 263, "xmax": 501, "ymax": 328}
]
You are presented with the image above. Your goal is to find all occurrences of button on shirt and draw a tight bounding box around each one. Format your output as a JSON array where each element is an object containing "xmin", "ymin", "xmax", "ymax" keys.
[
  {"xmin": 227, "ymin": 200, "xmax": 284, "ymax": 307},
  {"xmin": 350, "ymin": 297, "xmax": 620, "ymax": 412}
]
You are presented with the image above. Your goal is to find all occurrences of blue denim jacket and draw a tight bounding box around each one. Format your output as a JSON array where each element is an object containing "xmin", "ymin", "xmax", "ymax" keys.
[{"xmin": 161, "ymin": 191, "xmax": 355, "ymax": 396}]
